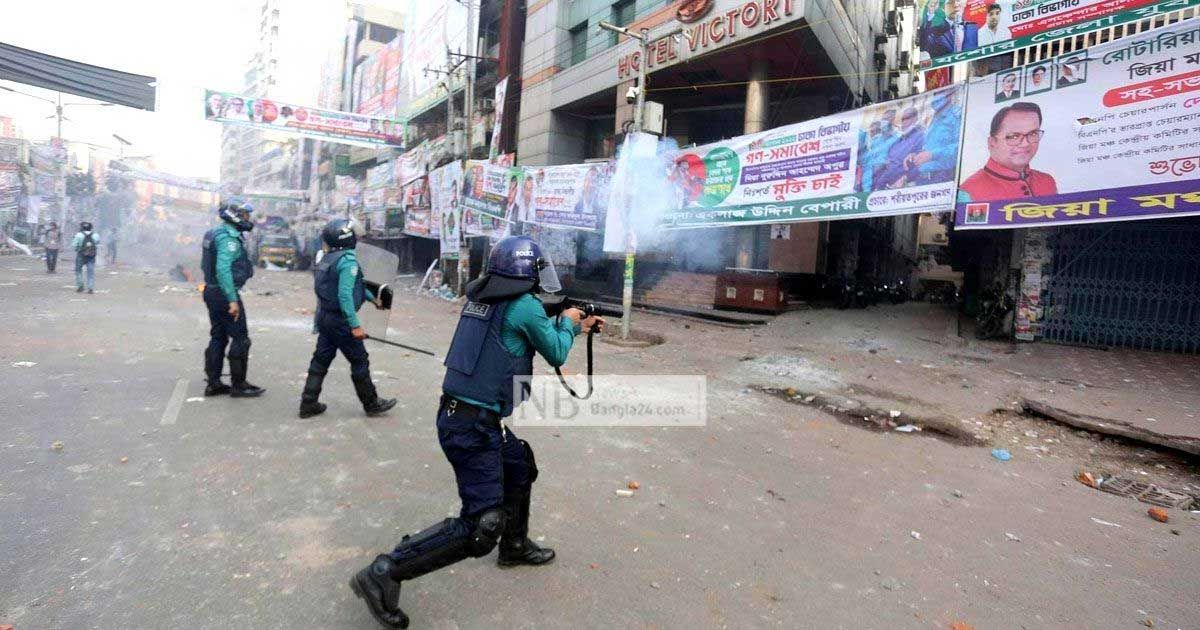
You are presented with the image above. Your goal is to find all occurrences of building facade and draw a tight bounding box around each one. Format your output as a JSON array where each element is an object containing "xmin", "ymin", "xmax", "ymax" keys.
[{"xmin": 515, "ymin": 0, "xmax": 920, "ymax": 307}]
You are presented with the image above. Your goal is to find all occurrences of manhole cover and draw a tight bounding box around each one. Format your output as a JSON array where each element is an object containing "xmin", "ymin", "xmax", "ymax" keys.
[{"xmin": 1100, "ymin": 477, "xmax": 1196, "ymax": 509}]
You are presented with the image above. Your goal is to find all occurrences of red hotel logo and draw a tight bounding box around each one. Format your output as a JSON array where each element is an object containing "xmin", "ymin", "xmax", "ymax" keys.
[
  {"xmin": 618, "ymin": 0, "xmax": 795, "ymax": 80},
  {"xmin": 676, "ymin": 0, "xmax": 714, "ymax": 23}
]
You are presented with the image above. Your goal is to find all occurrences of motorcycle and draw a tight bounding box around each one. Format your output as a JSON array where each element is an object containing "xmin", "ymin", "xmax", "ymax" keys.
[{"xmin": 976, "ymin": 284, "xmax": 1015, "ymax": 340}]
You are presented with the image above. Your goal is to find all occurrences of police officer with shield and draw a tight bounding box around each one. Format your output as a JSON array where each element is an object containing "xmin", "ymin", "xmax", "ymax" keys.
[
  {"xmin": 201, "ymin": 201, "xmax": 265, "ymax": 398},
  {"xmin": 349, "ymin": 235, "xmax": 603, "ymax": 629},
  {"xmin": 299, "ymin": 219, "xmax": 397, "ymax": 418}
]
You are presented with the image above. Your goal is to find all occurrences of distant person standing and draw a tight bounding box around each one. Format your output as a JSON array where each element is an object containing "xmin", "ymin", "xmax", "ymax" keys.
[
  {"xmin": 43, "ymin": 221, "xmax": 61, "ymax": 273},
  {"xmin": 72, "ymin": 221, "xmax": 99, "ymax": 293},
  {"xmin": 200, "ymin": 201, "xmax": 266, "ymax": 398}
]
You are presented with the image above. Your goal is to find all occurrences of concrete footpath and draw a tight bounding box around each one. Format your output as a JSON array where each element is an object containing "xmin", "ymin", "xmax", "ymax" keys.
[{"xmin": 0, "ymin": 256, "xmax": 1197, "ymax": 630}]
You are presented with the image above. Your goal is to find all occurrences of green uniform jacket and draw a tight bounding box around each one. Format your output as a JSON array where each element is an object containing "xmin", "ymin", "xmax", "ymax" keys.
[{"xmin": 334, "ymin": 250, "xmax": 375, "ymax": 328}]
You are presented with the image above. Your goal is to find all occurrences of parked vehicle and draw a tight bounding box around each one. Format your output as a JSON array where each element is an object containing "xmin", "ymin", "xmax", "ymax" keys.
[
  {"xmin": 976, "ymin": 284, "xmax": 1015, "ymax": 339},
  {"xmin": 835, "ymin": 277, "xmax": 869, "ymax": 309},
  {"xmin": 257, "ymin": 232, "xmax": 300, "ymax": 270}
]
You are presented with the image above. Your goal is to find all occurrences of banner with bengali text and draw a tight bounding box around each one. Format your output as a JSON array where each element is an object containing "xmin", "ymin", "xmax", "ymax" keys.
[
  {"xmin": 662, "ymin": 86, "xmax": 964, "ymax": 228},
  {"xmin": 955, "ymin": 18, "xmax": 1200, "ymax": 229},
  {"xmin": 919, "ymin": 0, "xmax": 1200, "ymax": 70},
  {"xmin": 204, "ymin": 89, "xmax": 404, "ymax": 148}
]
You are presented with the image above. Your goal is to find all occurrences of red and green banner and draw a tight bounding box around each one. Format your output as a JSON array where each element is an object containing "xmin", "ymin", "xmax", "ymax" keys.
[{"xmin": 919, "ymin": 0, "xmax": 1200, "ymax": 70}]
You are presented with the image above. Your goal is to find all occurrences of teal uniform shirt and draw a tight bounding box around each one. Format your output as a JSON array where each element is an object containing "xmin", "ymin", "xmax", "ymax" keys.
[
  {"xmin": 212, "ymin": 223, "xmax": 244, "ymax": 303},
  {"xmin": 456, "ymin": 293, "xmax": 581, "ymax": 412},
  {"xmin": 334, "ymin": 250, "xmax": 375, "ymax": 328}
]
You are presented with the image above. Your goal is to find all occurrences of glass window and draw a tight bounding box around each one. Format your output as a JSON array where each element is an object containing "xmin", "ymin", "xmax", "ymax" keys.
[
  {"xmin": 569, "ymin": 22, "xmax": 588, "ymax": 66},
  {"xmin": 612, "ymin": 0, "xmax": 635, "ymax": 47}
]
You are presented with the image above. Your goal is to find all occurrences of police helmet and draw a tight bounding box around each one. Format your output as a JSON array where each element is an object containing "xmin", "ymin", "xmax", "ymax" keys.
[
  {"xmin": 321, "ymin": 218, "xmax": 358, "ymax": 250},
  {"xmin": 79, "ymin": 221, "xmax": 93, "ymax": 232},
  {"xmin": 218, "ymin": 200, "xmax": 255, "ymax": 232},
  {"xmin": 487, "ymin": 235, "xmax": 560, "ymax": 294}
]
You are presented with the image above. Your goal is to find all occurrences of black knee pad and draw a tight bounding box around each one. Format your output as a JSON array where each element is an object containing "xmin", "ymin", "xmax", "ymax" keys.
[
  {"xmin": 468, "ymin": 508, "xmax": 507, "ymax": 557},
  {"xmin": 520, "ymin": 439, "xmax": 538, "ymax": 485}
]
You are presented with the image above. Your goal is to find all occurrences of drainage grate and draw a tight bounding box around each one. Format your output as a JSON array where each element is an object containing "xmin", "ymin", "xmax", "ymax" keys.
[{"xmin": 1100, "ymin": 477, "xmax": 1196, "ymax": 509}]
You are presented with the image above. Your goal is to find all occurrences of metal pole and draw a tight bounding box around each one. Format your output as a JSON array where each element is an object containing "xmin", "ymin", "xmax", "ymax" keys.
[
  {"xmin": 620, "ymin": 31, "xmax": 649, "ymax": 340},
  {"xmin": 56, "ymin": 92, "xmax": 63, "ymax": 139},
  {"xmin": 458, "ymin": 0, "xmax": 477, "ymax": 296}
]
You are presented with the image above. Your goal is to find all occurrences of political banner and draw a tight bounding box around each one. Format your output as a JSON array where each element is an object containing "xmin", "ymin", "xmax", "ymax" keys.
[
  {"xmin": 429, "ymin": 161, "xmax": 463, "ymax": 258},
  {"xmin": 521, "ymin": 163, "xmax": 613, "ymax": 231},
  {"xmin": 489, "ymin": 77, "xmax": 509, "ymax": 160},
  {"xmin": 662, "ymin": 85, "xmax": 964, "ymax": 229},
  {"xmin": 462, "ymin": 160, "xmax": 516, "ymax": 220},
  {"xmin": 919, "ymin": 0, "xmax": 1200, "ymax": 70},
  {"xmin": 204, "ymin": 89, "xmax": 405, "ymax": 149},
  {"xmin": 400, "ymin": 0, "xmax": 470, "ymax": 119},
  {"xmin": 954, "ymin": 18, "xmax": 1200, "ymax": 229}
]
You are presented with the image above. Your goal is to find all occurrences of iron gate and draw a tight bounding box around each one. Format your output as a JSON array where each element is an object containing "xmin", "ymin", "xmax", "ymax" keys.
[{"xmin": 1041, "ymin": 219, "xmax": 1200, "ymax": 354}]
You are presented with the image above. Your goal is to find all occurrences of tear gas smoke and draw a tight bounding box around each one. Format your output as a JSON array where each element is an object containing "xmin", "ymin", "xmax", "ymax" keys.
[{"xmin": 605, "ymin": 133, "xmax": 723, "ymax": 271}]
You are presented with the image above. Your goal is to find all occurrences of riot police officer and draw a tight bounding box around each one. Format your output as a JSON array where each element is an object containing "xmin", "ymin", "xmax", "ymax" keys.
[
  {"xmin": 201, "ymin": 201, "xmax": 265, "ymax": 398},
  {"xmin": 349, "ymin": 236, "xmax": 603, "ymax": 629},
  {"xmin": 299, "ymin": 219, "xmax": 397, "ymax": 418}
]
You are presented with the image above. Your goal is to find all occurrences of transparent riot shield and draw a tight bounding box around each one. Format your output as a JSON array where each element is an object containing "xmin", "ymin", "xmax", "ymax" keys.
[{"xmin": 356, "ymin": 243, "xmax": 400, "ymax": 340}]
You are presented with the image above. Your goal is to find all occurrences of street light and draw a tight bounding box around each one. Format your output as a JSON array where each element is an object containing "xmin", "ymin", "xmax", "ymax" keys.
[
  {"xmin": 595, "ymin": 21, "xmax": 682, "ymax": 339},
  {"xmin": 0, "ymin": 85, "xmax": 113, "ymax": 137}
]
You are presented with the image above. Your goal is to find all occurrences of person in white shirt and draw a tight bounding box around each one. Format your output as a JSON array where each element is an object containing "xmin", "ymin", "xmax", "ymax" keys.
[{"xmin": 978, "ymin": 3, "xmax": 1013, "ymax": 47}]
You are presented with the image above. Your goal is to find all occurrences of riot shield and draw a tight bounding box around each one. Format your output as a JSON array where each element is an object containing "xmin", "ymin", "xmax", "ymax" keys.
[{"xmin": 356, "ymin": 243, "xmax": 400, "ymax": 340}]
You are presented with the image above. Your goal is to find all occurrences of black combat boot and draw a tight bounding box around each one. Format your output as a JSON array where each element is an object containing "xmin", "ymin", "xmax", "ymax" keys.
[
  {"xmin": 349, "ymin": 555, "xmax": 409, "ymax": 629},
  {"xmin": 497, "ymin": 490, "xmax": 556, "ymax": 567},
  {"xmin": 204, "ymin": 348, "xmax": 230, "ymax": 396},
  {"xmin": 228, "ymin": 357, "xmax": 266, "ymax": 398},
  {"xmin": 298, "ymin": 370, "xmax": 327, "ymax": 418},
  {"xmin": 352, "ymin": 373, "xmax": 396, "ymax": 416}
]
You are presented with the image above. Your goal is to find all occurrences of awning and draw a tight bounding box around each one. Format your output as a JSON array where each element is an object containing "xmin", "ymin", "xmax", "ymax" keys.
[{"xmin": 0, "ymin": 41, "xmax": 156, "ymax": 111}]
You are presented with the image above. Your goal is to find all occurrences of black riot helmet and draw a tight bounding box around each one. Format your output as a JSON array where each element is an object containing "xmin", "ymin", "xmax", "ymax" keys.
[
  {"xmin": 218, "ymin": 200, "xmax": 255, "ymax": 232},
  {"xmin": 79, "ymin": 221, "xmax": 93, "ymax": 232},
  {"xmin": 321, "ymin": 218, "xmax": 358, "ymax": 251}
]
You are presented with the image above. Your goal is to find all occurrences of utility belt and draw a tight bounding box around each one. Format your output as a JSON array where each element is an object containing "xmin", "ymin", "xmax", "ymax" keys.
[{"xmin": 440, "ymin": 394, "xmax": 501, "ymax": 426}]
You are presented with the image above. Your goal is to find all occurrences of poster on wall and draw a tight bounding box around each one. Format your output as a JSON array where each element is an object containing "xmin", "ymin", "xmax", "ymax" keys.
[
  {"xmin": 400, "ymin": 0, "xmax": 469, "ymax": 118},
  {"xmin": 520, "ymin": 162, "xmax": 613, "ymax": 231},
  {"xmin": 204, "ymin": 89, "xmax": 405, "ymax": 148},
  {"xmin": 663, "ymin": 85, "xmax": 965, "ymax": 228},
  {"xmin": 489, "ymin": 76, "xmax": 509, "ymax": 160},
  {"xmin": 918, "ymin": 0, "xmax": 1200, "ymax": 70},
  {"xmin": 954, "ymin": 18, "xmax": 1200, "ymax": 229},
  {"xmin": 429, "ymin": 161, "xmax": 463, "ymax": 258}
]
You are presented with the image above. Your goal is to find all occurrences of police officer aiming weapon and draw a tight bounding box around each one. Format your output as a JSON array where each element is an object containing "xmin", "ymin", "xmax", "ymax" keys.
[
  {"xmin": 200, "ymin": 201, "xmax": 265, "ymax": 398},
  {"xmin": 298, "ymin": 219, "xmax": 398, "ymax": 419},
  {"xmin": 349, "ymin": 235, "xmax": 604, "ymax": 629}
]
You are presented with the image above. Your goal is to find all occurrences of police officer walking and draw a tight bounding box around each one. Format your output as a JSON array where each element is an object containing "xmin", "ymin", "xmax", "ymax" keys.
[
  {"xmin": 201, "ymin": 201, "xmax": 265, "ymax": 398},
  {"xmin": 299, "ymin": 219, "xmax": 397, "ymax": 418},
  {"xmin": 349, "ymin": 236, "xmax": 603, "ymax": 629}
]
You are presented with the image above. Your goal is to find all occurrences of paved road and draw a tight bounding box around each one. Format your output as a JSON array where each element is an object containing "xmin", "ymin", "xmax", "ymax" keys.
[{"xmin": 1, "ymin": 256, "xmax": 1196, "ymax": 630}]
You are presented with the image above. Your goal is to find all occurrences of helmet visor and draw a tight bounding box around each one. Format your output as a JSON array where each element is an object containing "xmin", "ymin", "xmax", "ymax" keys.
[{"xmin": 538, "ymin": 257, "xmax": 561, "ymax": 294}]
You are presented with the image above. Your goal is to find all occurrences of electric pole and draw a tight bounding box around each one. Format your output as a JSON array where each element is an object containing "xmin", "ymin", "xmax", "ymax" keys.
[{"xmin": 597, "ymin": 22, "xmax": 681, "ymax": 339}]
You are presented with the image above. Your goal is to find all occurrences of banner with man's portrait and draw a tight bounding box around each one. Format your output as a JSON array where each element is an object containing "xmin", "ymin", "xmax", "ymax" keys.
[
  {"xmin": 955, "ymin": 18, "xmax": 1200, "ymax": 229},
  {"xmin": 662, "ymin": 85, "xmax": 965, "ymax": 228},
  {"xmin": 918, "ymin": 0, "xmax": 1200, "ymax": 71},
  {"xmin": 519, "ymin": 163, "xmax": 613, "ymax": 231},
  {"xmin": 204, "ymin": 89, "xmax": 405, "ymax": 149}
]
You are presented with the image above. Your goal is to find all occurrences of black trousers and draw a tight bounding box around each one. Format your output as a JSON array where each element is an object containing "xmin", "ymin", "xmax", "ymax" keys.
[
  {"xmin": 308, "ymin": 310, "xmax": 371, "ymax": 379},
  {"xmin": 45, "ymin": 249, "xmax": 58, "ymax": 272},
  {"xmin": 203, "ymin": 286, "xmax": 250, "ymax": 383}
]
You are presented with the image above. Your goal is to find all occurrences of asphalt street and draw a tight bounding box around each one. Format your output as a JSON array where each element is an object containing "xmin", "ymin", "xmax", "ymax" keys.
[{"xmin": 1, "ymin": 255, "xmax": 1197, "ymax": 630}]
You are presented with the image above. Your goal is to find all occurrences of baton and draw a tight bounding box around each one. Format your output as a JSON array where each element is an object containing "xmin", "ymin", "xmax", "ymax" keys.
[{"xmin": 364, "ymin": 335, "xmax": 436, "ymax": 357}]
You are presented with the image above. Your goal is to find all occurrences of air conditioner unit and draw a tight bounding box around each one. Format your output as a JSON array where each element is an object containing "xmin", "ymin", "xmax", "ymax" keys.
[
  {"xmin": 479, "ymin": 97, "xmax": 496, "ymax": 112},
  {"xmin": 885, "ymin": 10, "xmax": 900, "ymax": 36}
]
